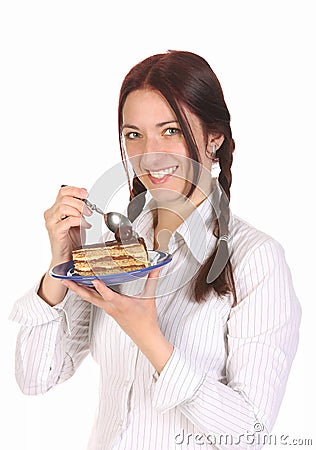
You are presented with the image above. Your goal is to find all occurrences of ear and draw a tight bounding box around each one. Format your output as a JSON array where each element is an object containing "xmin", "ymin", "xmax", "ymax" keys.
[{"xmin": 207, "ymin": 133, "xmax": 225, "ymax": 151}]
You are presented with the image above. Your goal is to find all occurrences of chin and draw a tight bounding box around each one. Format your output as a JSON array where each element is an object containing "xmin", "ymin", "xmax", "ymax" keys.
[{"xmin": 148, "ymin": 186, "xmax": 190, "ymax": 205}]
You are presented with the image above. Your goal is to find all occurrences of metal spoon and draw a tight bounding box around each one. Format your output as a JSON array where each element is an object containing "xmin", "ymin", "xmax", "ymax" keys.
[
  {"xmin": 61, "ymin": 185, "xmax": 133, "ymax": 234},
  {"xmin": 83, "ymin": 199, "xmax": 133, "ymax": 234}
]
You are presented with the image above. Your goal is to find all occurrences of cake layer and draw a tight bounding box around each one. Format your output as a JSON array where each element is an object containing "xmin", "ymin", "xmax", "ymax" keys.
[{"xmin": 72, "ymin": 238, "xmax": 149, "ymax": 276}]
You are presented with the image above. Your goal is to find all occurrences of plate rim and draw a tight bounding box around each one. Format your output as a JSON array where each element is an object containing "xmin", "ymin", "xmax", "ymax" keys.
[{"xmin": 49, "ymin": 250, "xmax": 172, "ymax": 283}]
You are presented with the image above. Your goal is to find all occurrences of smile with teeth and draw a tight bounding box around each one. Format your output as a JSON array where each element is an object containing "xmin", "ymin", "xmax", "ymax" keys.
[{"xmin": 148, "ymin": 166, "xmax": 178, "ymax": 179}]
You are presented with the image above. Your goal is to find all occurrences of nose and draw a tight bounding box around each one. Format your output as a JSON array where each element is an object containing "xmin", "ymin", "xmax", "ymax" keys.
[
  {"xmin": 144, "ymin": 133, "xmax": 163, "ymax": 153},
  {"xmin": 141, "ymin": 151, "xmax": 167, "ymax": 170},
  {"xmin": 141, "ymin": 136, "xmax": 166, "ymax": 167}
]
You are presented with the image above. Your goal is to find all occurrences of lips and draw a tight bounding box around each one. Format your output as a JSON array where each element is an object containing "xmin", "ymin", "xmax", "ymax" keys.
[{"xmin": 147, "ymin": 165, "xmax": 178, "ymax": 184}]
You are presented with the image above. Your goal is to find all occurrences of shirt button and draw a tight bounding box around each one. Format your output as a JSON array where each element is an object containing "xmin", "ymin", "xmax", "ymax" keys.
[{"xmin": 152, "ymin": 371, "xmax": 159, "ymax": 382}]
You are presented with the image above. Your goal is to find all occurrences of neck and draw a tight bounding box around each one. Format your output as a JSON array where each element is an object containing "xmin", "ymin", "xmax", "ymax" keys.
[{"xmin": 153, "ymin": 188, "xmax": 210, "ymax": 251}]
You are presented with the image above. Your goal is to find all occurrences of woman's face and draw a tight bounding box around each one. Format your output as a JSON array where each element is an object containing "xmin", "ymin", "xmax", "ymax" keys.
[{"xmin": 122, "ymin": 88, "xmax": 214, "ymax": 205}]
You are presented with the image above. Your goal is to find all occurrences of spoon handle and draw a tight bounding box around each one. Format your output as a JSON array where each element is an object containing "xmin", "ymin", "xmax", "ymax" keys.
[
  {"xmin": 82, "ymin": 199, "xmax": 104, "ymax": 215},
  {"xmin": 61, "ymin": 185, "xmax": 104, "ymax": 215}
]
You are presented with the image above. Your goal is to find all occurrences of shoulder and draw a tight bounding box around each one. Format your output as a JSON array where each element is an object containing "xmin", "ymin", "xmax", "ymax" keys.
[
  {"xmin": 228, "ymin": 215, "xmax": 301, "ymax": 334},
  {"xmin": 230, "ymin": 215, "xmax": 286, "ymax": 279}
]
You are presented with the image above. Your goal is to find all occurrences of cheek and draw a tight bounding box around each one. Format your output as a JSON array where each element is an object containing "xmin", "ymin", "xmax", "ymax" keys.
[
  {"xmin": 125, "ymin": 143, "xmax": 143, "ymax": 160},
  {"xmin": 125, "ymin": 151, "xmax": 143, "ymax": 175},
  {"xmin": 177, "ymin": 158, "xmax": 194, "ymax": 183}
]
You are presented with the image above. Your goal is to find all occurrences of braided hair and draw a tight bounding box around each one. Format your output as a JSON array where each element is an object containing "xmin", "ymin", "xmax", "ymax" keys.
[
  {"xmin": 195, "ymin": 138, "xmax": 237, "ymax": 305},
  {"xmin": 118, "ymin": 50, "xmax": 237, "ymax": 305}
]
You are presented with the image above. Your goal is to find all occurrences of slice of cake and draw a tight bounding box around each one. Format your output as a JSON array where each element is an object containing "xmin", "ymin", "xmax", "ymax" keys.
[{"xmin": 72, "ymin": 236, "xmax": 150, "ymax": 276}]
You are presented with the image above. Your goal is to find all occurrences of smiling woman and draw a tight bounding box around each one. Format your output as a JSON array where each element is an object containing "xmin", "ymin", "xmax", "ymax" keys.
[
  {"xmin": 118, "ymin": 53, "xmax": 233, "ymax": 300},
  {"xmin": 10, "ymin": 50, "xmax": 301, "ymax": 450},
  {"xmin": 122, "ymin": 89, "xmax": 215, "ymax": 203}
]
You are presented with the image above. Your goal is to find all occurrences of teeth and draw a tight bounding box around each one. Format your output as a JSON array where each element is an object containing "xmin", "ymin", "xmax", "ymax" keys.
[{"xmin": 149, "ymin": 166, "xmax": 177, "ymax": 179}]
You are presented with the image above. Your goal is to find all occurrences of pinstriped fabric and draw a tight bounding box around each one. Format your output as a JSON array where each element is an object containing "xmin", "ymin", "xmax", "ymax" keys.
[
  {"xmin": 10, "ymin": 285, "xmax": 92, "ymax": 395},
  {"xmin": 10, "ymin": 190, "xmax": 301, "ymax": 449}
]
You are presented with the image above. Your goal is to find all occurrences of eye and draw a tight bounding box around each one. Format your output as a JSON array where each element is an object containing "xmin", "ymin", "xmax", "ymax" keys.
[
  {"xmin": 163, "ymin": 127, "xmax": 182, "ymax": 136},
  {"xmin": 124, "ymin": 131, "xmax": 142, "ymax": 140}
]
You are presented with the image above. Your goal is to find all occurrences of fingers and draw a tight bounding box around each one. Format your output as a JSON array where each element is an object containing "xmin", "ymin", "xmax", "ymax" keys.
[
  {"xmin": 58, "ymin": 186, "xmax": 89, "ymax": 202},
  {"xmin": 90, "ymin": 271, "xmax": 161, "ymax": 302},
  {"xmin": 54, "ymin": 215, "xmax": 91, "ymax": 234},
  {"xmin": 141, "ymin": 268, "xmax": 161, "ymax": 299},
  {"xmin": 57, "ymin": 186, "xmax": 91, "ymax": 218},
  {"xmin": 92, "ymin": 279, "xmax": 115, "ymax": 298},
  {"xmin": 61, "ymin": 266, "xmax": 161, "ymax": 308},
  {"xmin": 61, "ymin": 280, "xmax": 105, "ymax": 308},
  {"xmin": 50, "ymin": 203, "xmax": 83, "ymax": 222},
  {"xmin": 45, "ymin": 186, "xmax": 92, "ymax": 226},
  {"xmin": 62, "ymin": 279, "xmax": 119, "ymax": 315}
]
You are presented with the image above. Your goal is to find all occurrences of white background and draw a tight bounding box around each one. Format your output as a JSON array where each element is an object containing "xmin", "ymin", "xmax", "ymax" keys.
[{"xmin": 0, "ymin": 1, "xmax": 315, "ymax": 449}]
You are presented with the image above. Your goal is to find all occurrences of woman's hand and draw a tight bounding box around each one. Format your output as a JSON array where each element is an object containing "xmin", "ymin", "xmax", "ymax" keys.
[
  {"xmin": 38, "ymin": 185, "xmax": 93, "ymax": 306},
  {"xmin": 44, "ymin": 185, "xmax": 92, "ymax": 264},
  {"xmin": 61, "ymin": 268, "xmax": 174, "ymax": 374}
]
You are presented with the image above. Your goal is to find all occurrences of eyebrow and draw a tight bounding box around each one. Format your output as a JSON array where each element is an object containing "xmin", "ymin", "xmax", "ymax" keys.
[{"xmin": 122, "ymin": 120, "xmax": 179, "ymax": 130}]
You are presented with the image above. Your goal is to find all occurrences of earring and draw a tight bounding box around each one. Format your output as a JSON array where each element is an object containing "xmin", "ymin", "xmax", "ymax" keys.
[
  {"xmin": 206, "ymin": 143, "xmax": 218, "ymax": 159},
  {"xmin": 211, "ymin": 144, "xmax": 220, "ymax": 178},
  {"xmin": 212, "ymin": 143, "xmax": 217, "ymax": 159}
]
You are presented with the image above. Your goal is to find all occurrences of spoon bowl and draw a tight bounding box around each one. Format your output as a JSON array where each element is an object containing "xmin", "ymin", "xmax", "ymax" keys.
[
  {"xmin": 103, "ymin": 212, "xmax": 133, "ymax": 234},
  {"xmin": 83, "ymin": 199, "xmax": 134, "ymax": 240}
]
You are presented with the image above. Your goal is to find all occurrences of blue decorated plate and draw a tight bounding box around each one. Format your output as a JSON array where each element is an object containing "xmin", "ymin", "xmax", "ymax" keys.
[{"xmin": 49, "ymin": 250, "xmax": 172, "ymax": 286}]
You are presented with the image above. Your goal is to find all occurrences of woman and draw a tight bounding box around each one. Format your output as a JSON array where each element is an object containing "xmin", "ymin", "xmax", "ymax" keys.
[{"xmin": 10, "ymin": 50, "xmax": 301, "ymax": 449}]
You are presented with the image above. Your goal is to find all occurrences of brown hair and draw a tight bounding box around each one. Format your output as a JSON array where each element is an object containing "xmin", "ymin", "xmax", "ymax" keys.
[{"xmin": 118, "ymin": 50, "xmax": 236, "ymax": 305}]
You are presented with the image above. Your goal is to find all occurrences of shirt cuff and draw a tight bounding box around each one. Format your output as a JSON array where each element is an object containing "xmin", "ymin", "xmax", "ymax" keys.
[
  {"xmin": 9, "ymin": 277, "xmax": 75, "ymax": 326},
  {"xmin": 153, "ymin": 346, "xmax": 205, "ymax": 413}
]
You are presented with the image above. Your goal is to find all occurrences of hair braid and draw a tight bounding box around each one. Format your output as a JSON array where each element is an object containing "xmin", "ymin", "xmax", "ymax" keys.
[
  {"xmin": 194, "ymin": 140, "xmax": 237, "ymax": 306},
  {"xmin": 217, "ymin": 140, "xmax": 233, "ymax": 238}
]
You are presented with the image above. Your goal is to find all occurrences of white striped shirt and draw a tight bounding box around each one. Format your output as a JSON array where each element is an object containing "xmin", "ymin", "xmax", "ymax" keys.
[{"xmin": 10, "ymin": 186, "xmax": 301, "ymax": 450}]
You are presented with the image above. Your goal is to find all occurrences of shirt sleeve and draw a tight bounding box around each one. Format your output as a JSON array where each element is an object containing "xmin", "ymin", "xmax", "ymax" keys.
[
  {"xmin": 9, "ymin": 279, "xmax": 92, "ymax": 395},
  {"xmin": 152, "ymin": 239, "xmax": 301, "ymax": 449}
]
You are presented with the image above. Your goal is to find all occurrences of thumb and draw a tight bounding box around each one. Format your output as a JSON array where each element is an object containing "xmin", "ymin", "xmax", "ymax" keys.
[{"xmin": 141, "ymin": 268, "xmax": 161, "ymax": 299}]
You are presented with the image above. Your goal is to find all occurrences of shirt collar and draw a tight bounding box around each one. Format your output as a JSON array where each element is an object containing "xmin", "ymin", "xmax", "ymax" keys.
[
  {"xmin": 174, "ymin": 183, "xmax": 219, "ymax": 264},
  {"xmin": 132, "ymin": 179, "xmax": 222, "ymax": 264}
]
